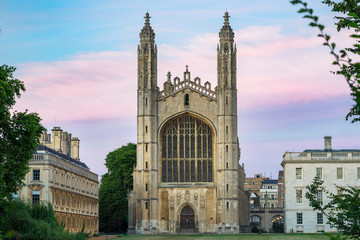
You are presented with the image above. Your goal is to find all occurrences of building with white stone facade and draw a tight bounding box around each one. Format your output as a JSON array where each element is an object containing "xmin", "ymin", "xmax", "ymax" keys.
[
  {"xmin": 282, "ymin": 136, "xmax": 360, "ymax": 233},
  {"xmin": 128, "ymin": 12, "xmax": 250, "ymax": 234},
  {"xmin": 18, "ymin": 127, "xmax": 99, "ymax": 234}
]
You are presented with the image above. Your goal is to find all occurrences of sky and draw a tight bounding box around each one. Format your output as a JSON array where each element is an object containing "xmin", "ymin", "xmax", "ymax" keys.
[{"xmin": 1, "ymin": 0, "xmax": 360, "ymax": 180}]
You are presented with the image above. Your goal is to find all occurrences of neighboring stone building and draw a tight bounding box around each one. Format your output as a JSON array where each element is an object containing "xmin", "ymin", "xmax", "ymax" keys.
[
  {"xmin": 244, "ymin": 173, "xmax": 269, "ymax": 199},
  {"xmin": 19, "ymin": 127, "xmax": 99, "ymax": 234},
  {"xmin": 282, "ymin": 136, "xmax": 360, "ymax": 233},
  {"xmin": 249, "ymin": 175, "xmax": 284, "ymax": 233},
  {"xmin": 260, "ymin": 180, "xmax": 278, "ymax": 209},
  {"xmin": 128, "ymin": 12, "xmax": 250, "ymax": 234}
]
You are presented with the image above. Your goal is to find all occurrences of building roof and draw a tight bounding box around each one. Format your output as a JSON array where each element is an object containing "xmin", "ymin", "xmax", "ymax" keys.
[
  {"xmin": 262, "ymin": 179, "xmax": 278, "ymax": 185},
  {"xmin": 36, "ymin": 145, "xmax": 89, "ymax": 170},
  {"xmin": 304, "ymin": 149, "xmax": 360, "ymax": 152}
]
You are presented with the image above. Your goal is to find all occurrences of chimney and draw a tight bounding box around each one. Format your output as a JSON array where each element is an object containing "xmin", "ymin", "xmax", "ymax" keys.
[
  {"xmin": 71, "ymin": 137, "xmax": 80, "ymax": 160},
  {"xmin": 61, "ymin": 131, "xmax": 71, "ymax": 156},
  {"xmin": 40, "ymin": 131, "xmax": 51, "ymax": 145},
  {"xmin": 52, "ymin": 127, "xmax": 63, "ymax": 153},
  {"xmin": 324, "ymin": 136, "xmax": 332, "ymax": 151}
]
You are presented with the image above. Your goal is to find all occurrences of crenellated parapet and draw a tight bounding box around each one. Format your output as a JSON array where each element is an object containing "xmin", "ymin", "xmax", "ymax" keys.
[{"xmin": 159, "ymin": 66, "xmax": 216, "ymax": 101}]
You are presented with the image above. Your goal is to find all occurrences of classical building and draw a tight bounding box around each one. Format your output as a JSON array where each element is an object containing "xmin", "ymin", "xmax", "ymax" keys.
[
  {"xmin": 128, "ymin": 12, "xmax": 249, "ymax": 234},
  {"xmin": 18, "ymin": 127, "xmax": 99, "ymax": 234},
  {"xmin": 282, "ymin": 136, "xmax": 360, "ymax": 233}
]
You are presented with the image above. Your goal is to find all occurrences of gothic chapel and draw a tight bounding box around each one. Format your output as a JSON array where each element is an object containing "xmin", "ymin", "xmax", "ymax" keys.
[{"xmin": 128, "ymin": 12, "xmax": 250, "ymax": 234}]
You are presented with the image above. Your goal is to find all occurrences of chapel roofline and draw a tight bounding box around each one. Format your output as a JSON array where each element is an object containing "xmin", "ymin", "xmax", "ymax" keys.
[{"xmin": 158, "ymin": 65, "xmax": 216, "ymax": 101}]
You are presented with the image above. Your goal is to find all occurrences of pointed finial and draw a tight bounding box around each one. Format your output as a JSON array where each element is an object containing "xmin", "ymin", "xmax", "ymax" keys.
[
  {"xmin": 145, "ymin": 12, "xmax": 151, "ymax": 25},
  {"xmin": 167, "ymin": 71, "xmax": 171, "ymax": 82},
  {"xmin": 224, "ymin": 11, "xmax": 230, "ymax": 24},
  {"xmin": 185, "ymin": 65, "xmax": 189, "ymax": 72}
]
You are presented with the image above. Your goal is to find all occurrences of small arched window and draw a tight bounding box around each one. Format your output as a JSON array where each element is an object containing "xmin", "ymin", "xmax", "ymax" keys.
[{"xmin": 184, "ymin": 94, "xmax": 189, "ymax": 106}]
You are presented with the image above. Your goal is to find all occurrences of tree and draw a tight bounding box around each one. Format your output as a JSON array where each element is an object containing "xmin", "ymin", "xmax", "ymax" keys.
[
  {"xmin": 0, "ymin": 65, "xmax": 45, "ymax": 221},
  {"xmin": 99, "ymin": 143, "xmax": 136, "ymax": 233},
  {"xmin": 306, "ymin": 176, "xmax": 360, "ymax": 239},
  {"xmin": 290, "ymin": 0, "xmax": 360, "ymax": 122}
]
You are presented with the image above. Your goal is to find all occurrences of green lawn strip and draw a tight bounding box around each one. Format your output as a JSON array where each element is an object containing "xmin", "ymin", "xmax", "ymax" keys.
[{"xmin": 113, "ymin": 233, "xmax": 336, "ymax": 240}]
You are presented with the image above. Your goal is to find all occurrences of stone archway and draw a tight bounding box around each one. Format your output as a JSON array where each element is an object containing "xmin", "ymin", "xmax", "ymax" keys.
[{"xmin": 180, "ymin": 206, "xmax": 195, "ymax": 232}]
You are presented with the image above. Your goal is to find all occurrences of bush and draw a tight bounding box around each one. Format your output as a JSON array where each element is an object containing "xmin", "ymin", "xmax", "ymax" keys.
[{"xmin": 0, "ymin": 199, "xmax": 89, "ymax": 240}]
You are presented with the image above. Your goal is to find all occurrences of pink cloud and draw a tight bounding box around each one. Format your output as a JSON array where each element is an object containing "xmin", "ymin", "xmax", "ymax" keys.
[{"xmin": 15, "ymin": 51, "xmax": 137, "ymax": 124}]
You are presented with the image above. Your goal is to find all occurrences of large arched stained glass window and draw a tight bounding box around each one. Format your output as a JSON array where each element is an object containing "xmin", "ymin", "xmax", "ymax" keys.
[{"xmin": 161, "ymin": 114, "xmax": 213, "ymax": 183}]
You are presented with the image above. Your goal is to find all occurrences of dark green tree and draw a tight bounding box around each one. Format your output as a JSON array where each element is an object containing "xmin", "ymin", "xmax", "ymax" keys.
[
  {"xmin": 99, "ymin": 143, "xmax": 136, "ymax": 233},
  {"xmin": 306, "ymin": 176, "xmax": 360, "ymax": 239},
  {"xmin": 290, "ymin": 0, "xmax": 360, "ymax": 122},
  {"xmin": 0, "ymin": 65, "xmax": 45, "ymax": 223}
]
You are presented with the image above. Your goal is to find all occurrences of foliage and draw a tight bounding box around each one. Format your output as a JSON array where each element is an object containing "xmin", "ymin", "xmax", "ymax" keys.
[
  {"xmin": 290, "ymin": 0, "xmax": 360, "ymax": 122},
  {"xmin": 0, "ymin": 65, "xmax": 45, "ymax": 224},
  {"xmin": 305, "ymin": 176, "xmax": 360, "ymax": 239},
  {"xmin": 99, "ymin": 143, "xmax": 136, "ymax": 233},
  {"xmin": 0, "ymin": 199, "xmax": 89, "ymax": 240}
]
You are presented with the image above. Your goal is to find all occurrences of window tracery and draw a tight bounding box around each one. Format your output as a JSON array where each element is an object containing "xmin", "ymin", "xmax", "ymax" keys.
[{"xmin": 161, "ymin": 115, "xmax": 213, "ymax": 183}]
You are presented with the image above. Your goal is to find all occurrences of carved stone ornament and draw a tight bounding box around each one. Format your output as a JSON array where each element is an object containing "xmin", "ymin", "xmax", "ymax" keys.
[{"xmin": 184, "ymin": 190, "xmax": 190, "ymax": 202}]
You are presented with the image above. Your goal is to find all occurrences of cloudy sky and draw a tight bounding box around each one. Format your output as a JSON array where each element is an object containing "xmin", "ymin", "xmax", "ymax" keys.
[{"xmin": 1, "ymin": 0, "xmax": 359, "ymax": 180}]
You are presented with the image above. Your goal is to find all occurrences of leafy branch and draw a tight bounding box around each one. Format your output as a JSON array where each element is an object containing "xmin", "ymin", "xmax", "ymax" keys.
[
  {"xmin": 290, "ymin": 0, "xmax": 360, "ymax": 123},
  {"xmin": 306, "ymin": 176, "xmax": 360, "ymax": 239}
]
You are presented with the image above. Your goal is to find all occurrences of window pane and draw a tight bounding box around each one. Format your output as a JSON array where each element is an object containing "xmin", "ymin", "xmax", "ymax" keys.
[
  {"xmin": 197, "ymin": 160, "xmax": 202, "ymax": 182},
  {"xmin": 167, "ymin": 135, "xmax": 172, "ymax": 158},
  {"xmin": 208, "ymin": 160, "xmax": 213, "ymax": 182},
  {"xmin": 180, "ymin": 135, "xmax": 184, "ymax": 158},
  {"xmin": 191, "ymin": 135, "xmax": 195, "ymax": 158},
  {"xmin": 296, "ymin": 189, "xmax": 302, "ymax": 203},
  {"xmin": 316, "ymin": 190, "xmax": 323, "ymax": 204},
  {"xmin": 185, "ymin": 160, "xmax": 190, "ymax": 182},
  {"xmin": 173, "ymin": 161, "xmax": 178, "ymax": 182},
  {"xmin": 173, "ymin": 136, "xmax": 177, "ymax": 158},
  {"xmin": 162, "ymin": 161, "xmax": 167, "ymax": 182},
  {"xmin": 296, "ymin": 213, "xmax": 303, "ymax": 224},
  {"xmin": 202, "ymin": 161, "xmax": 207, "ymax": 182},
  {"xmin": 337, "ymin": 168, "xmax": 343, "ymax": 179},
  {"xmin": 197, "ymin": 135, "xmax": 201, "ymax": 158},
  {"xmin": 180, "ymin": 160, "xmax": 184, "ymax": 182},
  {"xmin": 162, "ymin": 134, "xmax": 166, "ymax": 158},
  {"xmin": 317, "ymin": 213, "xmax": 323, "ymax": 224},
  {"xmin": 208, "ymin": 134, "xmax": 212, "ymax": 157},
  {"xmin": 296, "ymin": 168, "xmax": 302, "ymax": 180},
  {"xmin": 185, "ymin": 135, "xmax": 189, "ymax": 158},
  {"xmin": 32, "ymin": 191, "xmax": 40, "ymax": 204},
  {"xmin": 33, "ymin": 169, "xmax": 40, "ymax": 181},
  {"xmin": 167, "ymin": 161, "xmax": 173, "ymax": 182},
  {"xmin": 191, "ymin": 160, "xmax": 195, "ymax": 182},
  {"xmin": 203, "ymin": 135, "xmax": 207, "ymax": 158},
  {"xmin": 316, "ymin": 168, "xmax": 322, "ymax": 179}
]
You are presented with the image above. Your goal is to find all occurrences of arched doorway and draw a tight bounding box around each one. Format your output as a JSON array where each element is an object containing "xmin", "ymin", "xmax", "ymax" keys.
[{"xmin": 180, "ymin": 206, "xmax": 195, "ymax": 231}]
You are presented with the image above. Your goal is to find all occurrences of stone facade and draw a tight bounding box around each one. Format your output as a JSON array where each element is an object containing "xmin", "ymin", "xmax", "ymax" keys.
[
  {"xmin": 128, "ymin": 12, "xmax": 250, "ymax": 234},
  {"xmin": 282, "ymin": 136, "xmax": 360, "ymax": 233},
  {"xmin": 19, "ymin": 127, "xmax": 99, "ymax": 234}
]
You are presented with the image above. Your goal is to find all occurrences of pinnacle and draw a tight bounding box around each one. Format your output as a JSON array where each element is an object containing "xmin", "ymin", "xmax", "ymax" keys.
[
  {"xmin": 145, "ymin": 12, "xmax": 151, "ymax": 25},
  {"xmin": 224, "ymin": 11, "xmax": 230, "ymax": 24}
]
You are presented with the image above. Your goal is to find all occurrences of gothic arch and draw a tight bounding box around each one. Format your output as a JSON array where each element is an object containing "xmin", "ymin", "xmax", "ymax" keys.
[
  {"xmin": 159, "ymin": 113, "xmax": 215, "ymax": 183},
  {"xmin": 176, "ymin": 201, "xmax": 199, "ymax": 232},
  {"xmin": 158, "ymin": 111, "xmax": 217, "ymax": 137}
]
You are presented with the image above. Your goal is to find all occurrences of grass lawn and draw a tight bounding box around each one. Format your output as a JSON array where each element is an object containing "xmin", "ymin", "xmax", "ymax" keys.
[{"xmin": 114, "ymin": 233, "xmax": 338, "ymax": 240}]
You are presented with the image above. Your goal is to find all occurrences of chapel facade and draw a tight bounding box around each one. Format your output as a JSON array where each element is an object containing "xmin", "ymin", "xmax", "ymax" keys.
[{"xmin": 128, "ymin": 12, "xmax": 249, "ymax": 234}]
